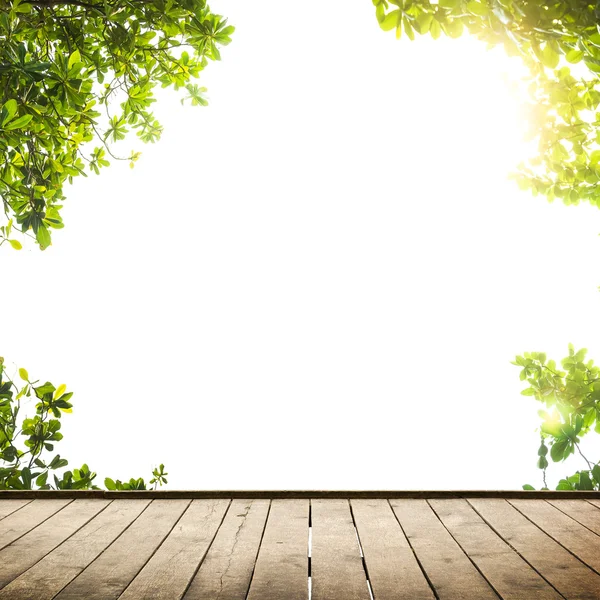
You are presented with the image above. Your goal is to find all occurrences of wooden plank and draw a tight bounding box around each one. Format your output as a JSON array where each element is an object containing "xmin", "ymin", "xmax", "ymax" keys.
[
  {"xmin": 430, "ymin": 499, "xmax": 561, "ymax": 600},
  {"xmin": 350, "ymin": 499, "xmax": 434, "ymax": 600},
  {"xmin": 510, "ymin": 499, "xmax": 600, "ymax": 573},
  {"xmin": 390, "ymin": 499, "xmax": 498, "ymax": 599},
  {"xmin": 469, "ymin": 498, "xmax": 600, "ymax": 599},
  {"xmin": 0, "ymin": 498, "xmax": 109, "ymax": 589},
  {"xmin": 0, "ymin": 499, "xmax": 150, "ymax": 600},
  {"xmin": 311, "ymin": 499, "xmax": 370, "ymax": 600},
  {"xmin": 118, "ymin": 498, "xmax": 230, "ymax": 600},
  {"xmin": 246, "ymin": 499, "xmax": 308, "ymax": 600},
  {"xmin": 184, "ymin": 499, "xmax": 269, "ymax": 600},
  {"xmin": 588, "ymin": 498, "xmax": 600, "ymax": 511},
  {"xmin": 0, "ymin": 500, "xmax": 31, "ymax": 520},
  {"xmin": 56, "ymin": 499, "xmax": 192, "ymax": 600},
  {"xmin": 2, "ymin": 490, "xmax": 600, "ymax": 499},
  {"xmin": 547, "ymin": 499, "xmax": 600, "ymax": 536},
  {"xmin": 0, "ymin": 499, "xmax": 71, "ymax": 550}
]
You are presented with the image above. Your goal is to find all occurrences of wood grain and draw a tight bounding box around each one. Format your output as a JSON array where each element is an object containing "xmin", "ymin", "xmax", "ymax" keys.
[
  {"xmin": 0, "ymin": 498, "xmax": 109, "ymax": 588},
  {"xmin": 56, "ymin": 499, "xmax": 191, "ymax": 600},
  {"xmin": 390, "ymin": 499, "xmax": 498, "ymax": 599},
  {"xmin": 470, "ymin": 498, "xmax": 600, "ymax": 599},
  {"xmin": 184, "ymin": 499, "xmax": 269, "ymax": 600},
  {"xmin": 118, "ymin": 498, "xmax": 230, "ymax": 600},
  {"xmin": 0, "ymin": 499, "xmax": 71, "ymax": 550},
  {"xmin": 0, "ymin": 499, "xmax": 149, "ymax": 600},
  {"xmin": 547, "ymin": 499, "xmax": 600, "ymax": 536},
  {"xmin": 311, "ymin": 499, "xmax": 370, "ymax": 600},
  {"xmin": 430, "ymin": 499, "xmax": 561, "ymax": 600},
  {"xmin": 350, "ymin": 499, "xmax": 434, "ymax": 600},
  {"xmin": 246, "ymin": 499, "xmax": 308, "ymax": 600}
]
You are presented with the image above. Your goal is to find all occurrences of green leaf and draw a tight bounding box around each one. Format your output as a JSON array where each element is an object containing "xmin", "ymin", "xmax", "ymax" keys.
[
  {"xmin": 35, "ymin": 471, "xmax": 48, "ymax": 487},
  {"xmin": 550, "ymin": 438, "xmax": 569, "ymax": 462},
  {"xmin": 1, "ymin": 99, "xmax": 17, "ymax": 125},
  {"xmin": 36, "ymin": 225, "xmax": 51, "ymax": 250},
  {"xmin": 566, "ymin": 49, "xmax": 584, "ymax": 64},
  {"xmin": 380, "ymin": 9, "xmax": 400, "ymax": 31},
  {"xmin": 522, "ymin": 484, "xmax": 535, "ymax": 490},
  {"xmin": 466, "ymin": 1, "xmax": 488, "ymax": 16},
  {"xmin": 430, "ymin": 17, "xmax": 441, "ymax": 40},
  {"xmin": 67, "ymin": 49, "xmax": 81, "ymax": 71},
  {"xmin": 4, "ymin": 114, "xmax": 32, "ymax": 131},
  {"xmin": 19, "ymin": 368, "xmax": 29, "ymax": 382},
  {"xmin": 104, "ymin": 477, "xmax": 116, "ymax": 490},
  {"xmin": 8, "ymin": 239, "xmax": 22, "ymax": 250}
]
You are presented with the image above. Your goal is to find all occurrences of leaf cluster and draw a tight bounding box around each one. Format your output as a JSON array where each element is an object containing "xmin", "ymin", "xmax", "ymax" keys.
[
  {"xmin": 514, "ymin": 346, "xmax": 600, "ymax": 490},
  {"xmin": 0, "ymin": 0, "xmax": 233, "ymax": 249},
  {"xmin": 373, "ymin": 0, "xmax": 600, "ymax": 210},
  {"xmin": 0, "ymin": 357, "xmax": 166, "ymax": 490}
]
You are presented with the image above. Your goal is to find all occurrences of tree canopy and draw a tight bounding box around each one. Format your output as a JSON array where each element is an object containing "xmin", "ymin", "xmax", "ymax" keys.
[
  {"xmin": 0, "ymin": 0, "xmax": 233, "ymax": 250},
  {"xmin": 373, "ymin": 0, "xmax": 600, "ymax": 210}
]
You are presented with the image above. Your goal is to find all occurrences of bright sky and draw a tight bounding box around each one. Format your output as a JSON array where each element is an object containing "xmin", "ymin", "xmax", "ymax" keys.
[{"xmin": 3, "ymin": 0, "xmax": 600, "ymax": 490}]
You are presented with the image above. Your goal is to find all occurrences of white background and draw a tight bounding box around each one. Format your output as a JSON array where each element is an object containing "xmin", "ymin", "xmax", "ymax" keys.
[{"xmin": 3, "ymin": 0, "xmax": 600, "ymax": 489}]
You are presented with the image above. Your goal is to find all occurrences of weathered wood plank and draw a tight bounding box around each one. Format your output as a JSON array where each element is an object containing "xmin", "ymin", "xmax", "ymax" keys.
[
  {"xmin": 430, "ymin": 499, "xmax": 561, "ymax": 600},
  {"xmin": 350, "ymin": 499, "xmax": 434, "ymax": 600},
  {"xmin": 56, "ymin": 499, "xmax": 191, "ymax": 600},
  {"xmin": 246, "ymin": 499, "xmax": 308, "ymax": 600},
  {"xmin": 0, "ymin": 499, "xmax": 71, "ymax": 550},
  {"xmin": 390, "ymin": 499, "xmax": 498, "ymax": 599},
  {"xmin": 2, "ymin": 490, "xmax": 600, "ymax": 499},
  {"xmin": 510, "ymin": 499, "xmax": 600, "ymax": 574},
  {"xmin": 547, "ymin": 499, "xmax": 600, "ymax": 536},
  {"xmin": 0, "ymin": 499, "xmax": 149, "ymax": 600},
  {"xmin": 0, "ymin": 498, "xmax": 109, "ymax": 589},
  {"xmin": 183, "ymin": 499, "xmax": 269, "ymax": 600},
  {"xmin": 469, "ymin": 498, "xmax": 600, "ymax": 599},
  {"xmin": 311, "ymin": 499, "xmax": 370, "ymax": 600},
  {"xmin": 587, "ymin": 499, "xmax": 600, "ymax": 511},
  {"xmin": 118, "ymin": 498, "xmax": 230, "ymax": 600},
  {"xmin": 0, "ymin": 500, "xmax": 31, "ymax": 520}
]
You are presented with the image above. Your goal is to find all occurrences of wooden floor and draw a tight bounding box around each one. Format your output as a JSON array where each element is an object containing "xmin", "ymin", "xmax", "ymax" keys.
[{"xmin": 1, "ymin": 493, "xmax": 600, "ymax": 599}]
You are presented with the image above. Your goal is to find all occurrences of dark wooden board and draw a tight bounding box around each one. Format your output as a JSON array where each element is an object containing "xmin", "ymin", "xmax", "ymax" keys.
[
  {"xmin": 184, "ymin": 499, "xmax": 269, "ymax": 600},
  {"xmin": 1, "ymin": 490, "xmax": 600, "ymax": 499},
  {"xmin": 469, "ymin": 498, "xmax": 600, "ymax": 599},
  {"xmin": 429, "ymin": 499, "xmax": 561, "ymax": 600},
  {"xmin": 118, "ymin": 498, "xmax": 229, "ymax": 600},
  {"xmin": 350, "ymin": 498, "xmax": 434, "ymax": 600},
  {"xmin": 390, "ymin": 499, "xmax": 499, "ymax": 599},
  {"xmin": 311, "ymin": 498, "xmax": 371, "ymax": 600},
  {"xmin": 56, "ymin": 499, "xmax": 191, "ymax": 600},
  {"xmin": 0, "ymin": 498, "xmax": 109, "ymax": 588},
  {"xmin": 246, "ymin": 499, "xmax": 308, "ymax": 600},
  {"xmin": 0, "ymin": 499, "xmax": 149, "ymax": 600}
]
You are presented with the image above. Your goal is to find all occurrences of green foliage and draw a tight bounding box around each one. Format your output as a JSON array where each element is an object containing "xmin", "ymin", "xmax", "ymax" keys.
[
  {"xmin": 0, "ymin": 0, "xmax": 233, "ymax": 249},
  {"xmin": 513, "ymin": 347, "xmax": 600, "ymax": 490},
  {"xmin": 373, "ymin": 0, "xmax": 600, "ymax": 210},
  {"xmin": 0, "ymin": 356, "xmax": 165, "ymax": 490}
]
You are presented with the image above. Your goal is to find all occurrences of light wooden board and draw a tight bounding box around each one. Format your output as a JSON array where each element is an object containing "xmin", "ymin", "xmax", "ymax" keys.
[
  {"xmin": 469, "ymin": 498, "xmax": 600, "ymax": 599},
  {"xmin": 184, "ymin": 499, "xmax": 269, "ymax": 600},
  {"xmin": 350, "ymin": 499, "xmax": 434, "ymax": 600},
  {"xmin": 0, "ymin": 499, "xmax": 71, "ymax": 550},
  {"xmin": 430, "ymin": 499, "xmax": 561, "ymax": 600},
  {"xmin": 390, "ymin": 499, "xmax": 498, "ymax": 600},
  {"xmin": 119, "ymin": 498, "xmax": 230, "ymax": 600},
  {"xmin": 547, "ymin": 500, "xmax": 600, "ymax": 536},
  {"xmin": 311, "ymin": 498, "xmax": 371, "ymax": 600},
  {"xmin": 0, "ymin": 499, "xmax": 149, "ymax": 600},
  {"xmin": 0, "ymin": 498, "xmax": 109, "ymax": 588},
  {"xmin": 246, "ymin": 499, "xmax": 308, "ymax": 600},
  {"xmin": 55, "ymin": 499, "xmax": 191, "ymax": 600},
  {"xmin": 0, "ymin": 500, "xmax": 31, "ymax": 520},
  {"xmin": 510, "ymin": 499, "xmax": 600, "ymax": 573}
]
